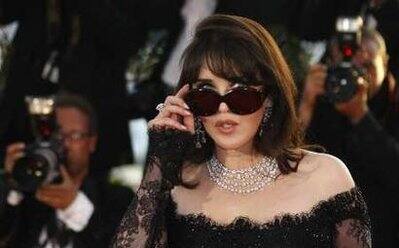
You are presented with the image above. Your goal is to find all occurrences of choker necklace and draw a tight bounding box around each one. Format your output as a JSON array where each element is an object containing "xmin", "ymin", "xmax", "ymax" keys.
[{"xmin": 207, "ymin": 155, "xmax": 280, "ymax": 194}]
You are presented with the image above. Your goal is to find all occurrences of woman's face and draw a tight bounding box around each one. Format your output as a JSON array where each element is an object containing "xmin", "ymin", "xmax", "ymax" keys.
[{"xmin": 193, "ymin": 67, "xmax": 269, "ymax": 151}]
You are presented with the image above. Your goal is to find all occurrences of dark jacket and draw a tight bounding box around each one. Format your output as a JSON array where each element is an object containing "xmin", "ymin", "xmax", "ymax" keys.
[
  {"xmin": 0, "ymin": 177, "xmax": 135, "ymax": 247},
  {"xmin": 307, "ymin": 74, "xmax": 399, "ymax": 247}
]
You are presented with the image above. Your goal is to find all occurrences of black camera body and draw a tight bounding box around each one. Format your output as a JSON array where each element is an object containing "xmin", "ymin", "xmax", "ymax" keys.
[
  {"xmin": 325, "ymin": 63, "xmax": 363, "ymax": 103},
  {"xmin": 325, "ymin": 16, "xmax": 365, "ymax": 103},
  {"xmin": 10, "ymin": 96, "xmax": 65, "ymax": 193}
]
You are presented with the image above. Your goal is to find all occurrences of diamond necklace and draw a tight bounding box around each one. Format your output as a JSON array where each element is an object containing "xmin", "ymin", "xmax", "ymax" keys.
[{"xmin": 207, "ymin": 155, "xmax": 281, "ymax": 194}]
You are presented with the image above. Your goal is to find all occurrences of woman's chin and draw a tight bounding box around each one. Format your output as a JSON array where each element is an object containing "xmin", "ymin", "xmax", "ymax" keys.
[{"xmin": 212, "ymin": 137, "xmax": 253, "ymax": 151}]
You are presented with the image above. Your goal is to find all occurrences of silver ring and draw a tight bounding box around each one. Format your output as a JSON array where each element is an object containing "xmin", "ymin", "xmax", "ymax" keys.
[{"xmin": 156, "ymin": 103, "xmax": 166, "ymax": 112}]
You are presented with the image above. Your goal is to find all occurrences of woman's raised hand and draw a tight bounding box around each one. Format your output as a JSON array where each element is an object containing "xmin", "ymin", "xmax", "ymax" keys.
[{"xmin": 148, "ymin": 84, "xmax": 195, "ymax": 133}]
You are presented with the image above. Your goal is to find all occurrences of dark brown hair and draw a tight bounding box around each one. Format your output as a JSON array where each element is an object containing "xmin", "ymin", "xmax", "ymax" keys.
[
  {"xmin": 174, "ymin": 14, "xmax": 304, "ymax": 185},
  {"xmin": 55, "ymin": 92, "xmax": 98, "ymax": 135}
]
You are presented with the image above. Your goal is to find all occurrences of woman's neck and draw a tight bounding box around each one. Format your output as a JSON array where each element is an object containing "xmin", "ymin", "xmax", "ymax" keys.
[{"xmin": 214, "ymin": 142, "xmax": 263, "ymax": 170}]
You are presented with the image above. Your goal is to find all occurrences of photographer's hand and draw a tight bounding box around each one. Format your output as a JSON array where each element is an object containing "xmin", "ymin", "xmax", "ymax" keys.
[
  {"xmin": 4, "ymin": 142, "xmax": 25, "ymax": 174},
  {"xmin": 36, "ymin": 166, "xmax": 79, "ymax": 209},
  {"xmin": 298, "ymin": 64, "xmax": 327, "ymax": 130},
  {"xmin": 335, "ymin": 77, "xmax": 369, "ymax": 124}
]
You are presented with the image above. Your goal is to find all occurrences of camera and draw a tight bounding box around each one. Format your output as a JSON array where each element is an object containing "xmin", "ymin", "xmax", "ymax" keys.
[
  {"xmin": 325, "ymin": 16, "xmax": 365, "ymax": 103},
  {"xmin": 10, "ymin": 96, "xmax": 65, "ymax": 193}
]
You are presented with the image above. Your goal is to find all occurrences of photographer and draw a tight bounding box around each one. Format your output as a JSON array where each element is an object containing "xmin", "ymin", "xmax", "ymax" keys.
[
  {"xmin": 0, "ymin": 93, "xmax": 134, "ymax": 247},
  {"xmin": 0, "ymin": 0, "xmax": 149, "ymax": 180},
  {"xmin": 299, "ymin": 28, "xmax": 399, "ymax": 247}
]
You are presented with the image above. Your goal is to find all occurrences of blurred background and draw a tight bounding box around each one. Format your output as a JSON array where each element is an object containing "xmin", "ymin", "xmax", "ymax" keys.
[{"xmin": 1, "ymin": 0, "xmax": 399, "ymax": 247}]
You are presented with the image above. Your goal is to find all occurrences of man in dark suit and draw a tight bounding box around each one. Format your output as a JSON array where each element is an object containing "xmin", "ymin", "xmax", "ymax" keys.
[{"xmin": 0, "ymin": 93, "xmax": 134, "ymax": 247}]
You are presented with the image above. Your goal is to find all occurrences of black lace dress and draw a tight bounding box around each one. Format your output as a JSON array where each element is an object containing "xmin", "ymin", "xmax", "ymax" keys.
[{"xmin": 112, "ymin": 130, "xmax": 372, "ymax": 248}]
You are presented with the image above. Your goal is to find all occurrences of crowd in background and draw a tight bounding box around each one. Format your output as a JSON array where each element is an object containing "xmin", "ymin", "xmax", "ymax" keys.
[{"xmin": 0, "ymin": 0, "xmax": 398, "ymax": 247}]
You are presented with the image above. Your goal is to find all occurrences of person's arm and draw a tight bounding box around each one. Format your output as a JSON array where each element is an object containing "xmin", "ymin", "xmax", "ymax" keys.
[
  {"xmin": 0, "ymin": 188, "xmax": 23, "ymax": 244},
  {"xmin": 55, "ymin": 191, "xmax": 94, "ymax": 232},
  {"xmin": 0, "ymin": 142, "xmax": 25, "ymax": 241},
  {"xmin": 346, "ymin": 111, "xmax": 399, "ymax": 190},
  {"xmin": 33, "ymin": 165, "xmax": 127, "ymax": 246},
  {"xmin": 0, "ymin": 143, "xmax": 25, "ymax": 243},
  {"xmin": 111, "ymin": 129, "xmax": 186, "ymax": 248},
  {"xmin": 298, "ymin": 64, "xmax": 327, "ymax": 131},
  {"xmin": 334, "ymin": 188, "xmax": 372, "ymax": 247},
  {"xmin": 311, "ymin": 153, "xmax": 372, "ymax": 248},
  {"xmin": 70, "ymin": 185, "xmax": 134, "ymax": 246},
  {"xmin": 112, "ymin": 85, "xmax": 194, "ymax": 247}
]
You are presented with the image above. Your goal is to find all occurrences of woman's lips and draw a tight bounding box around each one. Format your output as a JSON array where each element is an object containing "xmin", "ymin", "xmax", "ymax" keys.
[{"xmin": 215, "ymin": 120, "xmax": 238, "ymax": 134}]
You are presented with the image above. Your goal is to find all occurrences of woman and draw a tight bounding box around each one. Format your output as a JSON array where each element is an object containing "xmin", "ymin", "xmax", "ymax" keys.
[{"xmin": 113, "ymin": 14, "xmax": 372, "ymax": 247}]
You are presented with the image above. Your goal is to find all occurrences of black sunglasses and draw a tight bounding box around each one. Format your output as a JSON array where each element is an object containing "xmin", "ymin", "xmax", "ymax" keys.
[{"xmin": 185, "ymin": 86, "xmax": 267, "ymax": 116}]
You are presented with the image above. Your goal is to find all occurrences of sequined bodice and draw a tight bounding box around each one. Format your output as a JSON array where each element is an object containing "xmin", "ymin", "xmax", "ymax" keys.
[{"xmin": 166, "ymin": 188, "xmax": 371, "ymax": 248}]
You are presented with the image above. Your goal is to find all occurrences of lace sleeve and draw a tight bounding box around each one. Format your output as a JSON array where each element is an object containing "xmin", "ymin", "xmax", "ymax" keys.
[
  {"xmin": 111, "ymin": 129, "xmax": 194, "ymax": 248},
  {"xmin": 334, "ymin": 188, "xmax": 372, "ymax": 248}
]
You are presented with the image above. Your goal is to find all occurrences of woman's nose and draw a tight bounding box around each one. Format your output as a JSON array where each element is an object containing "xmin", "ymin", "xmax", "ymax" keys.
[{"xmin": 218, "ymin": 102, "xmax": 230, "ymax": 113}]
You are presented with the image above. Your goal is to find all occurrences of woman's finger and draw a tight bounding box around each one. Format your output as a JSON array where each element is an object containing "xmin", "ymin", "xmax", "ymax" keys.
[
  {"xmin": 183, "ymin": 115, "xmax": 195, "ymax": 134},
  {"xmin": 174, "ymin": 84, "xmax": 190, "ymax": 99},
  {"xmin": 159, "ymin": 118, "xmax": 188, "ymax": 131},
  {"xmin": 159, "ymin": 105, "xmax": 192, "ymax": 118},
  {"xmin": 164, "ymin": 95, "xmax": 190, "ymax": 110},
  {"xmin": 149, "ymin": 117, "xmax": 188, "ymax": 131}
]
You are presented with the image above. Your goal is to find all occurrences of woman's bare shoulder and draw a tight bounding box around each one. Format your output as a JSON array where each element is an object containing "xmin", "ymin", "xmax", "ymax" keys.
[{"xmin": 297, "ymin": 150, "xmax": 356, "ymax": 198}]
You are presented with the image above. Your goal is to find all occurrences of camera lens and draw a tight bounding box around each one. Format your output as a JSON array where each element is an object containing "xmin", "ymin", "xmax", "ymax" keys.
[
  {"xmin": 12, "ymin": 154, "xmax": 50, "ymax": 192},
  {"xmin": 12, "ymin": 147, "xmax": 59, "ymax": 192},
  {"xmin": 325, "ymin": 65, "xmax": 360, "ymax": 103}
]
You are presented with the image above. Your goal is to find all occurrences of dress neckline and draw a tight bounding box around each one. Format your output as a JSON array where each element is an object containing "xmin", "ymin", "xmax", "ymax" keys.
[{"xmin": 167, "ymin": 186, "xmax": 362, "ymax": 230}]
